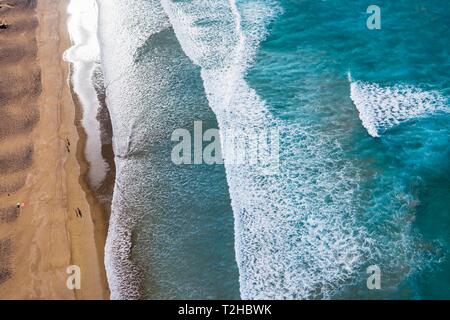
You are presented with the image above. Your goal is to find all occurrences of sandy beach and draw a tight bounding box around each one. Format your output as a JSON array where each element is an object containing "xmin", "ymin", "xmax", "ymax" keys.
[{"xmin": 0, "ymin": 0, "xmax": 110, "ymax": 299}]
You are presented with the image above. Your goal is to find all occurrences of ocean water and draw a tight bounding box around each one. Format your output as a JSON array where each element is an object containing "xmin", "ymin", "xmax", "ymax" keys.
[
  {"xmin": 96, "ymin": 0, "xmax": 449, "ymax": 299},
  {"xmin": 96, "ymin": 0, "xmax": 239, "ymax": 299}
]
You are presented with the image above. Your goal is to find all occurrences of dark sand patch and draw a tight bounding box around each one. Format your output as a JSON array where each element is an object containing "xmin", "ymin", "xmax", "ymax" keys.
[
  {"xmin": 0, "ymin": 206, "xmax": 20, "ymax": 223},
  {"xmin": 0, "ymin": 15, "xmax": 37, "ymax": 34},
  {"xmin": 0, "ymin": 107, "xmax": 39, "ymax": 139},
  {"xmin": 0, "ymin": 0, "xmax": 38, "ymax": 197},
  {"xmin": 0, "ymin": 95, "xmax": 38, "ymax": 111},
  {"xmin": 0, "ymin": 143, "xmax": 33, "ymax": 173},
  {"xmin": 0, "ymin": 173, "xmax": 26, "ymax": 195},
  {"xmin": 0, "ymin": 237, "xmax": 12, "ymax": 285},
  {"xmin": 0, "ymin": 68, "xmax": 42, "ymax": 100},
  {"xmin": 0, "ymin": 39, "xmax": 37, "ymax": 63},
  {"xmin": 3, "ymin": 0, "xmax": 37, "ymax": 10}
]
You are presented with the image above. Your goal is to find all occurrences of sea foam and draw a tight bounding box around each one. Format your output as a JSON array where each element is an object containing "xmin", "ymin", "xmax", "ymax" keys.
[
  {"xmin": 349, "ymin": 73, "xmax": 448, "ymax": 137},
  {"xmin": 97, "ymin": 0, "xmax": 172, "ymax": 300}
]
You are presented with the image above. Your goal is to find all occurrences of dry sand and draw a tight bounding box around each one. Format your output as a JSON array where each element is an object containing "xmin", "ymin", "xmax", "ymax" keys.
[{"xmin": 0, "ymin": 0, "xmax": 110, "ymax": 299}]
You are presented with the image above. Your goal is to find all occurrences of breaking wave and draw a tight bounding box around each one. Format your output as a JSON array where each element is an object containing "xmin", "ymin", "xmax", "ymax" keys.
[{"xmin": 349, "ymin": 73, "xmax": 448, "ymax": 137}]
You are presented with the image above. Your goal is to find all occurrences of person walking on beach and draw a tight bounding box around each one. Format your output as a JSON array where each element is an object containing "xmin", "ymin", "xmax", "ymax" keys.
[{"xmin": 75, "ymin": 207, "xmax": 83, "ymax": 218}]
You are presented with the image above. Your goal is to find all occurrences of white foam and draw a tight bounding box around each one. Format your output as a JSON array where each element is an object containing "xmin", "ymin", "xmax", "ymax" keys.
[
  {"xmin": 349, "ymin": 73, "xmax": 448, "ymax": 137},
  {"xmin": 96, "ymin": 0, "xmax": 172, "ymax": 300}
]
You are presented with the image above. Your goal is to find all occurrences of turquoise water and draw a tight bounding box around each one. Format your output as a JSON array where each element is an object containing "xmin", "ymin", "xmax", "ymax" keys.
[
  {"xmin": 97, "ymin": 0, "xmax": 449, "ymax": 299},
  {"xmin": 246, "ymin": 0, "xmax": 450, "ymax": 299}
]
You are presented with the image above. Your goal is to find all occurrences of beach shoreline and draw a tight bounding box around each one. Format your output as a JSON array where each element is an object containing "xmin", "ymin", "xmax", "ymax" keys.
[{"xmin": 0, "ymin": 0, "xmax": 111, "ymax": 299}]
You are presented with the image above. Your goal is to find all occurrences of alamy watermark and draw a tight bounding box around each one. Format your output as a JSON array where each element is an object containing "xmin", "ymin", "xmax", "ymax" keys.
[
  {"xmin": 171, "ymin": 121, "xmax": 280, "ymax": 175},
  {"xmin": 366, "ymin": 265, "xmax": 381, "ymax": 290},
  {"xmin": 66, "ymin": 265, "xmax": 81, "ymax": 290},
  {"xmin": 367, "ymin": 5, "xmax": 381, "ymax": 30}
]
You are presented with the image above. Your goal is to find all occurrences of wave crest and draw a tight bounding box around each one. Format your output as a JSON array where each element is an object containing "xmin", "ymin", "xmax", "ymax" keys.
[{"xmin": 349, "ymin": 74, "xmax": 448, "ymax": 137}]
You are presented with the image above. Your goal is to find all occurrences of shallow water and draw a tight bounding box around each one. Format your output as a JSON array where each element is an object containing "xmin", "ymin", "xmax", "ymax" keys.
[{"xmin": 97, "ymin": 0, "xmax": 239, "ymax": 299}]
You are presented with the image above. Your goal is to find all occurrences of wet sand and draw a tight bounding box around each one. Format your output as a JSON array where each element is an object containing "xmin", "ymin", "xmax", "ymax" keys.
[{"xmin": 0, "ymin": 0, "xmax": 110, "ymax": 299}]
